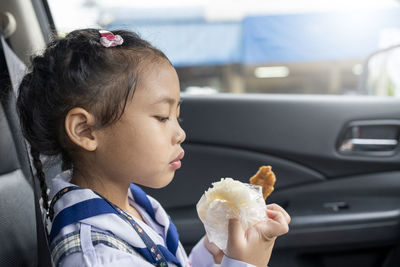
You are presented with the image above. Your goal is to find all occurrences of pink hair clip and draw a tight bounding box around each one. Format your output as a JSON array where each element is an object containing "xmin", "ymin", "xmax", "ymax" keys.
[{"xmin": 99, "ymin": 30, "xmax": 123, "ymax": 47}]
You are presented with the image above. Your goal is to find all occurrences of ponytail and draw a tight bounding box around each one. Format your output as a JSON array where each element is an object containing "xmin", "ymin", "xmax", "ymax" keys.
[{"xmin": 30, "ymin": 146, "xmax": 49, "ymax": 212}]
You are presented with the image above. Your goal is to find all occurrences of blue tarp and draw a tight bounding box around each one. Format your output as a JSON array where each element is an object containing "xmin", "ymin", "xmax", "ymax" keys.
[
  {"xmin": 108, "ymin": 8, "xmax": 400, "ymax": 66},
  {"xmin": 242, "ymin": 9, "xmax": 400, "ymax": 64}
]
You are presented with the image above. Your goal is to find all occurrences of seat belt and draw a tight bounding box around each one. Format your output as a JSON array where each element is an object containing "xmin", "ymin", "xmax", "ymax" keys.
[{"xmin": 1, "ymin": 34, "xmax": 54, "ymax": 267}]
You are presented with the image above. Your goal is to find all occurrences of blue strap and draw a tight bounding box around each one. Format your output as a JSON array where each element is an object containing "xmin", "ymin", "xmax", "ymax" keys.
[
  {"xmin": 166, "ymin": 219, "xmax": 179, "ymax": 255},
  {"xmin": 49, "ymin": 198, "xmax": 118, "ymax": 242},
  {"xmin": 130, "ymin": 184, "xmax": 180, "ymax": 255},
  {"xmin": 49, "ymin": 186, "xmax": 81, "ymax": 220},
  {"xmin": 50, "ymin": 197, "xmax": 169, "ymax": 266},
  {"xmin": 50, "ymin": 184, "xmax": 182, "ymax": 266},
  {"xmin": 130, "ymin": 184, "xmax": 156, "ymax": 219},
  {"xmin": 158, "ymin": 245, "xmax": 181, "ymax": 266}
]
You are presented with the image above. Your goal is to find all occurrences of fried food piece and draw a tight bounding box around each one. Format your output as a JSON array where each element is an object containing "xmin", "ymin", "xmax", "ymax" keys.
[{"xmin": 249, "ymin": 166, "xmax": 276, "ymax": 200}]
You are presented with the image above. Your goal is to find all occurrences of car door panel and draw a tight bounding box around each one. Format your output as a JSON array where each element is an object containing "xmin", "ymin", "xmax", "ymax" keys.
[
  {"xmin": 178, "ymin": 94, "xmax": 400, "ymax": 176},
  {"xmin": 271, "ymin": 171, "xmax": 400, "ymax": 249}
]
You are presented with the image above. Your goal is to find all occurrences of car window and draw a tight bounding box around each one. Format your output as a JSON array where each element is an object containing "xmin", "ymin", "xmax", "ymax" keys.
[{"xmin": 47, "ymin": 0, "xmax": 400, "ymax": 96}]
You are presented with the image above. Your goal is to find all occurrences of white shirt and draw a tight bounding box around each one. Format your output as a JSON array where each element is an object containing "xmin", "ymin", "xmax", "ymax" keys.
[{"xmin": 50, "ymin": 171, "xmax": 256, "ymax": 267}]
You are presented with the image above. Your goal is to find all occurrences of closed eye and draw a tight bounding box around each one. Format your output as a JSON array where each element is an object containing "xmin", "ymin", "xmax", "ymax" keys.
[{"xmin": 156, "ymin": 116, "xmax": 169, "ymax": 122}]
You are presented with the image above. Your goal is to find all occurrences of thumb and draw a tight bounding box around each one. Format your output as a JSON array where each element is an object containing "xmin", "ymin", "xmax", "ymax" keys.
[{"xmin": 227, "ymin": 218, "xmax": 245, "ymax": 248}]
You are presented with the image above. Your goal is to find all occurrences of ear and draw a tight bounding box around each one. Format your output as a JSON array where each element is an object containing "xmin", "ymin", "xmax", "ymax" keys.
[{"xmin": 64, "ymin": 108, "xmax": 98, "ymax": 151}]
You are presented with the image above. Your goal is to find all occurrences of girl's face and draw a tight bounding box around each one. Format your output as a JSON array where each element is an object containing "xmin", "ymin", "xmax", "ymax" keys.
[{"xmin": 95, "ymin": 60, "xmax": 186, "ymax": 188}]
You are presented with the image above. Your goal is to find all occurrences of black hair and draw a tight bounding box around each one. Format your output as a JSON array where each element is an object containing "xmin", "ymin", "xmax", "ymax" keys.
[{"xmin": 16, "ymin": 28, "xmax": 170, "ymax": 213}]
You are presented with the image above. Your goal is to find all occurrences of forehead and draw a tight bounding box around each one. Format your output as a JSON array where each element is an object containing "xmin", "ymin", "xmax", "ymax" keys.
[{"xmin": 134, "ymin": 60, "xmax": 180, "ymax": 104}]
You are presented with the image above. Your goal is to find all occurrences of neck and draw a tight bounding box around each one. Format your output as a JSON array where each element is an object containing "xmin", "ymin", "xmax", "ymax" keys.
[{"xmin": 71, "ymin": 169, "xmax": 131, "ymax": 211}]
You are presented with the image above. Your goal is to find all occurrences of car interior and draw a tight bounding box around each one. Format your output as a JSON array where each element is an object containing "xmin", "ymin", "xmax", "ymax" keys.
[{"xmin": 1, "ymin": 0, "xmax": 400, "ymax": 267}]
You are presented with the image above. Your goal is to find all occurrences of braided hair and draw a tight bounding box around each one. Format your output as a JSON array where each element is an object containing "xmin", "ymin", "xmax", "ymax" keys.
[{"xmin": 16, "ymin": 28, "xmax": 169, "ymax": 213}]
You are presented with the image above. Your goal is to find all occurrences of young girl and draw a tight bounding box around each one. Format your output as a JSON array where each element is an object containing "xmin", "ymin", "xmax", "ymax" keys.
[{"xmin": 16, "ymin": 29, "xmax": 290, "ymax": 267}]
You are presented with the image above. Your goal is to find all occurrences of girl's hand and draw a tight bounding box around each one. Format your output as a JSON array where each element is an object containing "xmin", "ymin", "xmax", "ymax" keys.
[
  {"xmin": 225, "ymin": 204, "xmax": 290, "ymax": 267},
  {"xmin": 203, "ymin": 235, "xmax": 224, "ymax": 264}
]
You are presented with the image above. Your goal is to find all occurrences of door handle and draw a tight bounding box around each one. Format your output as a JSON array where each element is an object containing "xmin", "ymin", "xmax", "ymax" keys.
[
  {"xmin": 337, "ymin": 120, "xmax": 400, "ymax": 156},
  {"xmin": 339, "ymin": 138, "xmax": 398, "ymax": 152}
]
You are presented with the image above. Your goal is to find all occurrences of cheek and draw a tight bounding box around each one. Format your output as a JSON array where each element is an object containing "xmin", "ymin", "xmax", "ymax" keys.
[
  {"xmin": 126, "ymin": 123, "xmax": 170, "ymax": 163},
  {"xmin": 138, "ymin": 135, "xmax": 169, "ymax": 161}
]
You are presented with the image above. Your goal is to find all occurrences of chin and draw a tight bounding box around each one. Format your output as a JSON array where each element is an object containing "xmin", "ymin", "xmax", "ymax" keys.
[
  {"xmin": 154, "ymin": 179, "xmax": 174, "ymax": 188},
  {"xmin": 148, "ymin": 173, "xmax": 175, "ymax": 189}
]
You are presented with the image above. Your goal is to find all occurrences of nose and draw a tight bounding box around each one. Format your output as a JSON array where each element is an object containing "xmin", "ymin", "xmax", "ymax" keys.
[{"xmin": 174, "ymin": 123, "xmax": 186, "ymax": 145}]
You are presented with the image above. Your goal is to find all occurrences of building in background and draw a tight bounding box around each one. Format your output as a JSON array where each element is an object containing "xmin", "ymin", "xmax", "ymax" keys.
[{"xmin": 48, "ymin": 0, "xmax": 400, "ymax": 95}]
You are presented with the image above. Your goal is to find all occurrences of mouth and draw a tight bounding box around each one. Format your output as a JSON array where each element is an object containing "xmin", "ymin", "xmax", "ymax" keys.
[{"xmin": 169, "ymin": 150, "xmax": 185, "ymax": 170}]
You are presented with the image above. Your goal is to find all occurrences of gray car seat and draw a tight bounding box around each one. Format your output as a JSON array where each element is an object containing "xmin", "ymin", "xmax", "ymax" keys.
[
  {"xmin": 0, "ymin": 34, "xmax": 54, "ymax": 266},
  {"xmin": 0, "ymin": 70, "xmax": 36, "ymax": 266}
]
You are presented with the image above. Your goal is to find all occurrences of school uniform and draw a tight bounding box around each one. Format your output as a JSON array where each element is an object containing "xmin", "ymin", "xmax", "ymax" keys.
[{"xmin": 48, "ymin": 170, "xmax": 256, "ymax": 267}]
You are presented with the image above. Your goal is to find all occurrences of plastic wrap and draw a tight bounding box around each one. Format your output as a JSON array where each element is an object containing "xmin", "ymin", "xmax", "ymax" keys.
[{"xmin": 196, "ymin": 178, "xmax": 267, "ymax": 250}]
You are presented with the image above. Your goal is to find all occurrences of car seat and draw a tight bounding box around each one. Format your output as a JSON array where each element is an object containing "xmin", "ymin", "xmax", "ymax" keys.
[
  {"xmin": 0, "ymin": 56, "xmax": 36, "ymax": 266},
  {"xmin": 0, "ymin": 33, "xmax": 53, "ymax": 266}
]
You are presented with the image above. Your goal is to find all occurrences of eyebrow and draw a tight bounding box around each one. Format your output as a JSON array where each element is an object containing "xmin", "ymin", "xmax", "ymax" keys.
[{"xmin": 153, "ymin": 97, "xmax": 182, "ymax": 107}]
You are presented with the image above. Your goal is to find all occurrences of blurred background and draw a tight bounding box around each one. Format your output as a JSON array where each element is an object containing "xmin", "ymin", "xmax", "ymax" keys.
[{"xmin": 47, "ymin": 0, "xmax": 400, "ymax": 96}]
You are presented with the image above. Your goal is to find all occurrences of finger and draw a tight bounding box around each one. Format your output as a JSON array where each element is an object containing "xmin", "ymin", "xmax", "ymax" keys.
[
  {"xmin": 214, "ymin": 250, "xmax": 225, "ymax": 264},
  {"xmin": 227, "ymin": 218, "xmax": 245, "ymax": 247},
  {"xmin": 266, "ymin": 203, "xmax": 291, "ymax": 224},
  {"xmin": 265, "ymin": 209, "xmax": 289, "ymax": 236},
  {"xmin": 266, "ymin": 209, "xmax": 285, "ymax": 223},
  {"xmin": 204, "ymin": 236, "xmax": 223, "ymax": 255},
  {"xmin": 254, "ymin": 218, "xmax": 287, "ymax": 241},
  {"xmin": 204, "ymin": 235, "xmax": 225, "ymax": 264},
  {"xmin": 266, "ymin": 204, "xmax": 290, "ymax": 223}
]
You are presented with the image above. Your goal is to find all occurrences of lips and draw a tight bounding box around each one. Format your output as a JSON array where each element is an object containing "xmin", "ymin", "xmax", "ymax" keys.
[{"xmin": 169, "ymin": 150, "xmax": 185, "ymax": 170}]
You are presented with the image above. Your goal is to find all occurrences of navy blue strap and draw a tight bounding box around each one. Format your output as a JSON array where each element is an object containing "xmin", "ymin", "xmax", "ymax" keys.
[
  {"xmin": 50, "ymin": 197, "xmax": 172, "ymax": 266},
  {"xmin": 130, "ymin": 184, "xmax": 156, "ymax": 220},
  {"xmin": 50, "ymin": 187, "xmax": 182, "ymax": 266},
  {"xmin": 158, "ymin": 245, "xmax": 181, "ymax": 266},
  {"xmin": 130, "ymin": 184, "xmax": 180, "ymax": 255},
  {"xmin": 166, "ymin": 219, "xmax": 179, "ymax": 255},
  {"xmin": 49, "ymin": 198, "xmax": 117, "ymax": 242},
  {"xmin": 111, "ymin": 206, "xmax": 170, "ymax": 266},
  {"xmin": 49, "ymin": 186, "xmax": 81, "ymax": 220},
  {"xmin": 50, "ymin": 184, "xmax": 182, "ymax": 266}
]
